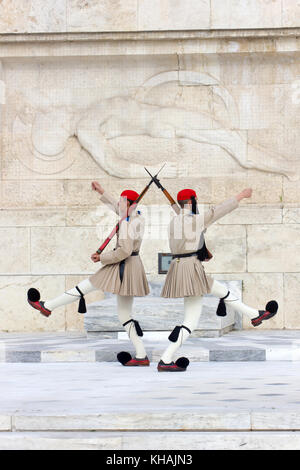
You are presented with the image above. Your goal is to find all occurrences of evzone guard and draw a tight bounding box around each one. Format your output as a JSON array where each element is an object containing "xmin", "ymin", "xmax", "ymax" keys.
[
  {"xmin": 27, "ymin": 173, "xmax": 279, "ymax": 374},
  {"xmin": 156, "ymin": 186, "xmax": 278, "ymax": 372},
  {"xmin": 27, "ymin": 181, "xmax": 151, "ymax": 367}
]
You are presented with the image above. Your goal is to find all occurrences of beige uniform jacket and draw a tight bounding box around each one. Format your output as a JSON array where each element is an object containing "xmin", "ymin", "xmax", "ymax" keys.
[
  {"xmin": 161, "ymin": 197, "xmax": 239, "ymax": 298},
  {"xmin": 89, "ymin": 191, "xmax": 149, "ymax": 296}
]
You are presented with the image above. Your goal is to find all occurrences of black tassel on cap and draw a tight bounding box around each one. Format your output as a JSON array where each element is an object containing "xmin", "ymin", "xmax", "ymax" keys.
[
  {"xmin": 75, "ymin": 286, "xmax": 86, "ymax": 314},
  {"xmin": 216, "ymin": 291, "xmax": 230, "ymax": 317},
  {"xmin": 190, "ymin": 195, "xmax": 198, "ymax": 214}
]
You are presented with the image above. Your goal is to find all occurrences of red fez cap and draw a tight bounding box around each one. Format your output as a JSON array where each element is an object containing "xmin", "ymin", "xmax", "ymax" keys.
[
  {"xmin": 177, "ymin": 189, "xmax": 197, "ymax": 201},
  {"xmin": 120, "ymin": 190, "xmax": 139, "ymax": 202}
]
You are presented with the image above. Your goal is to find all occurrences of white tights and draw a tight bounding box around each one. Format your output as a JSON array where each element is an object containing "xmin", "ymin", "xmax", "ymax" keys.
[
  {"xmin": 161, "ymin": 279, "xmax": 259, "ymax": 364},
  {"xmin": 44, "ymin": 279, "xmax": 147, "ymax": 359},
  {"xmin": 44, "ymin": 279, "xmax": 95, "ymax": 311},
  {"xmin": 117, "ymin": 295, "xmax": 147, "ymax": 359}
]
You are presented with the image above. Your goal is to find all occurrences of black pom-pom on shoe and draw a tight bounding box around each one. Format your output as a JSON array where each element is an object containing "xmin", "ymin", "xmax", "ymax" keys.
[
  {"xmin": 175, "ymin": 357, "xmax": 190, "ymax": 370},
  {"xmin": 265, "ymin": 300, "xmax": 278, "ymax": 314},
  {"xmin": 27, "ymin": 288, "xmax": 40, "ymax": 302},
  {"xmin": 117, "ymin": 351, "xmax": 132, "ymax": 365}
]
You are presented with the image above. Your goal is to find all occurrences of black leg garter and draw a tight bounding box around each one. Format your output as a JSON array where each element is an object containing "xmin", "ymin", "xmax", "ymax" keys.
[
  {"xmin": 216, "ymin": 291, "xmax": 230, "ymax": 317},
  {"xmin": 168, "ymin": 325, "xmax": 191, "ymax": 342},
  {"xmin": 123, "ymin": 319, "xmax": 143, "ymax": 337},
  {"xmin": 65, "ymin": 286, "xmax": 87, "ymax": 314}
]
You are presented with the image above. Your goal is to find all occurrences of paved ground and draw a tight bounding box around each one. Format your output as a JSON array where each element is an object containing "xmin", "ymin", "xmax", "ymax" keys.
[
  {"xmin": 1, "ymin": 330, "xmax": 300, "ymax": 450},
  {"xmin": 1, "ymin": 360, "xmax": 300, "ymax": 414}
]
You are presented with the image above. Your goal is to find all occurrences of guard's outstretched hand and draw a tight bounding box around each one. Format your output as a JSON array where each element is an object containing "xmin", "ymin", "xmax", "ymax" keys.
[
  {"xmin": 236, "ymin": 188, "xmax": 252, "ymax": 201},
  {"xmin": 91, "ymin": 252, "xmax": 101, "ymax": 263},
  {"xmin": 91, "ymin": 181, "xmax": 104, "ymax": 195}
]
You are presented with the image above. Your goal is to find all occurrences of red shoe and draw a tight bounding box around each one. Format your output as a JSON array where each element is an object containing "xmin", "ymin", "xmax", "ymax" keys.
[
  {"xmin": 251, "ymin": 300, "xmax": 278, "ymax": 327},
  {"xmin": 117, "ymin": 351, "xmax": 150, "ymax": 366},
  {"xmin": 157, "ymin": 357, "xmax": 189, "ymax": 372},
  {"xmin": 125, "ymin": 357, "xmax": 150, "ymax": 367},
  {"xmin": 27, "ymin": 288, "xmax": 52, "ymax": 317}
]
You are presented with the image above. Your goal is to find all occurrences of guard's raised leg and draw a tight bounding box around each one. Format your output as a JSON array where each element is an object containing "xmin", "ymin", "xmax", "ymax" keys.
[
  {"xmin": 27, "ymin": 279, "xmax": 97, "ymax": 317},
  {"xmin": 211, "ymin": 279, "xmax": 278, "ymax": 326}
]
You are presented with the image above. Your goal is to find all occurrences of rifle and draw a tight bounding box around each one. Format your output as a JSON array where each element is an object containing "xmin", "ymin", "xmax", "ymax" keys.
[
  {"xmin": 144, "ymin": 167, "xmax": 213, "ymax": 262},
  {"xmin": 144, "ymin": 167, "xmax": 180, "ymax": 215},
  {"xmin": 95, "ymin": 164, "xmax": 165, "ymax": 255}
]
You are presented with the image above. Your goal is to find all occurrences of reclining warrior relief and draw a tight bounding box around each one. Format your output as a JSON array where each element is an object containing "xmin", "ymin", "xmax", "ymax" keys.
[{"xmin": 10, "ymin": 69, "xmax": 298, "ymax": 181}]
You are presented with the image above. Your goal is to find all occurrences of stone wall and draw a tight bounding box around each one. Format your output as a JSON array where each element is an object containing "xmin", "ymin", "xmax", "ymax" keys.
[
  {"xmin": 0, "ymin": 1, "xmax": 300, "ymax": 332},
  {"xmin": 0, "ymin": 0, "xmax": 299, "ymax": 33}
]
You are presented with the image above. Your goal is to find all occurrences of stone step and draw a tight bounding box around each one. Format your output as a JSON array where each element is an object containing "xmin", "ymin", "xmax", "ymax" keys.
[
  {"xmin": 0, "ymin": 431, "xmax": 300, "ymax": 450},
  {"xmin": 3, "ymin": 410, "xmax": 300, "ymax": 432},
  {"xmin": 1, "ymin": 330, "xmax": 300, "ymax": 362}
]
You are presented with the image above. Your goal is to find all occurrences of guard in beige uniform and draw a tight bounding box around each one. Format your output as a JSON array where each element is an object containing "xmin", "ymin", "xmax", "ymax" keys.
[
  {"xmin": 27, "ymin": 182, "xmax": 150, "ymax": 367},
  {"xmin": 89, "ymin": 186, "xmax": 149, "ymax": 298},
  {"xmin": 158, "ymin": 188, "xmax": 278, "ymax": 372}
]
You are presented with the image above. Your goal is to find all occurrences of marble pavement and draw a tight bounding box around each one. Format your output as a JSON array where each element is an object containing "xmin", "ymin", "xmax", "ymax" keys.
[
  {"xmin": 0, "ymin": 330, "xmax": 300, "ymax": 449},
  {"xmin": 1, "ymin": 355, "xmax": 300, "ymax": 450}
]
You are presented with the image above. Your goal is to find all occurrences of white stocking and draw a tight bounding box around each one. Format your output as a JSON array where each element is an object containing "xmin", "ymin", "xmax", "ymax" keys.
[
  {"xmin": 161, "ymin": 295, "xmax": 203, "ymax": 364},
  {"xmin": 210, "ymin": 279, "xmax": 258, "ymax": 319},
  {"xmin": 44, "ymin": 279, "xmax": 97, "ymax": 311},
  {"xmin": 117, "ymin": 295, "xmax": 147, "ymax": 359}
]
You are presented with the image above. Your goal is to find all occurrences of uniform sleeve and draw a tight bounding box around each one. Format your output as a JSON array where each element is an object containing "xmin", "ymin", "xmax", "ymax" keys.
[
  {"xmin": 99, "ymin": 190, "xmax": 119, "ymax": 214},
  {"xmin": 100, "ymin": 220, "xmax": 133, "ymax": 265},
  {"xmin": 204, "ymin": 197, "xmax": 239, "ymax": 228}
]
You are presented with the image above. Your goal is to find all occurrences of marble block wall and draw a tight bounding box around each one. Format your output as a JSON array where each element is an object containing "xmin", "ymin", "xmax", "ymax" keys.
[
  {"xmin": 0, "ymin": 0, "xmax": 299, "ymax": 33},
  {"xmin": 0, "ymin": 2, "xmax": 300, "ymax": 332}
]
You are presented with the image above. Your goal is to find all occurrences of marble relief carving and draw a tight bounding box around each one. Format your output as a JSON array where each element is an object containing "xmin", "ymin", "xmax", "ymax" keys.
[{"xmin": 9, "ymin": 68, "xmax": 299, "ymax": 180}]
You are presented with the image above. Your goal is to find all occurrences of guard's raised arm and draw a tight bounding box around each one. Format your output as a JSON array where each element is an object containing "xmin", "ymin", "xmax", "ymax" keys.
[
  {"xmin": 92, "ymin": 181, "xmax": 119, "ymax": 214},
  {"xmin": 204, "ymin": 188, "xmax": 252, "ymax": 228}
]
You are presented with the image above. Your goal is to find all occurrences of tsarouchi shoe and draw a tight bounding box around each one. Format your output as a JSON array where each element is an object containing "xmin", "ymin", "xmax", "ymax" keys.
[
  {"xmin": 27, "ymin": 288, "xmax": 51, "ymax": 317},
  {"xmin": 157, "ymin": 357, "xmax": 189, "ymax": 372},
  {"xmin": 117, "ymin": 351, "xmax": 150, "ymax": 366},
  {"xmin": 251, "ymin": 300, "xmax": 278, "ymax": 327}
]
